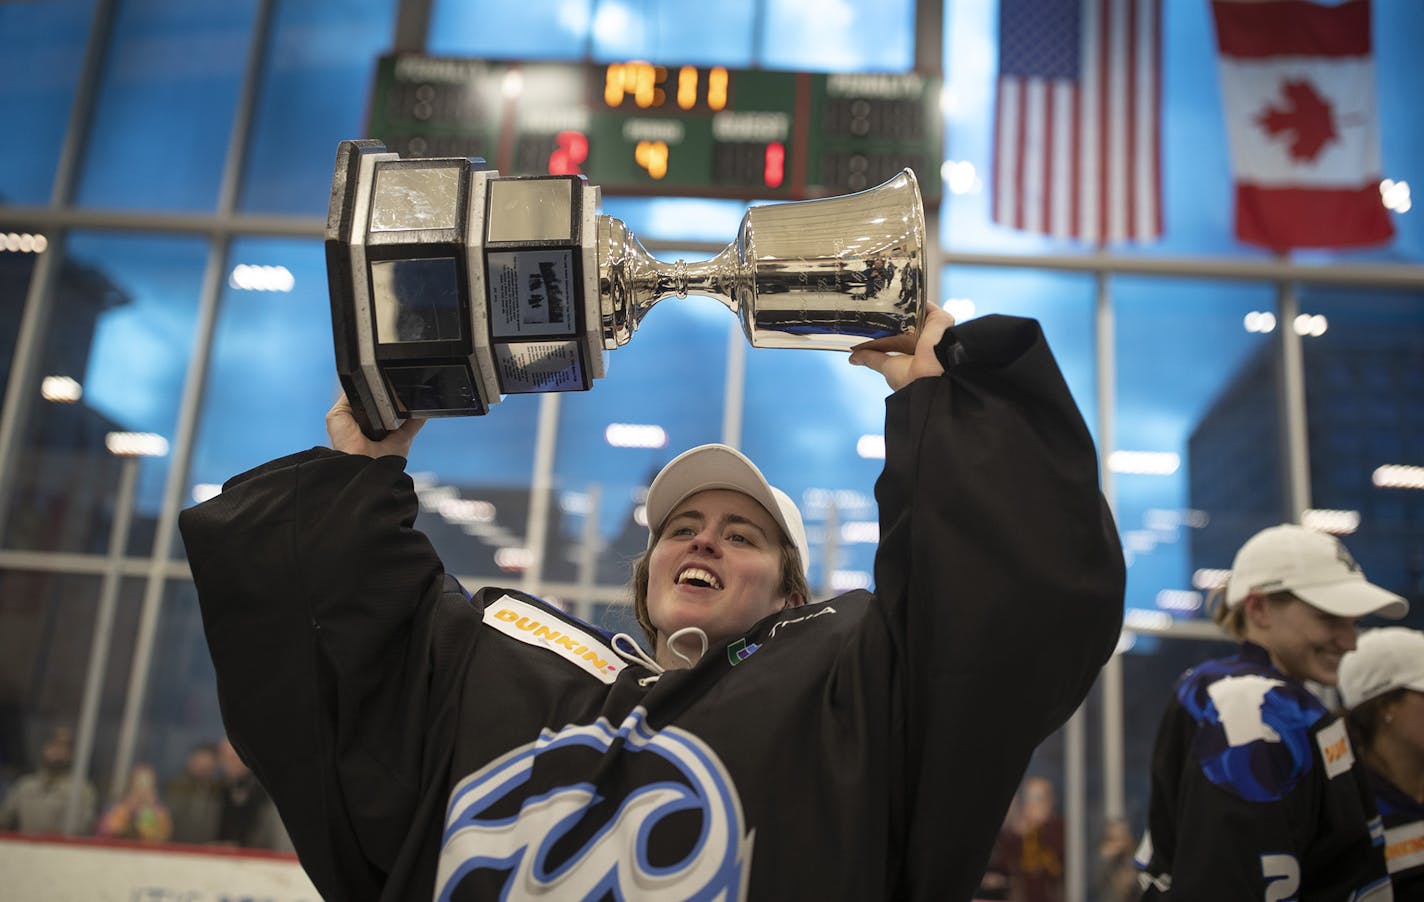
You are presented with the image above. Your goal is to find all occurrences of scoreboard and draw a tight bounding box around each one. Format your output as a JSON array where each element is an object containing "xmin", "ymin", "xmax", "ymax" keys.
[{"xmin": 366, "ymin": 54, "xmax": 943, "ymax": 204}]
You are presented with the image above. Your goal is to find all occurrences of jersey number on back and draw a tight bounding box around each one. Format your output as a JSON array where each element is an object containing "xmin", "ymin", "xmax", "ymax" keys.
[{"xmin": 1261, "ymin": 853, "xmax": 1299, "ymax": 902}]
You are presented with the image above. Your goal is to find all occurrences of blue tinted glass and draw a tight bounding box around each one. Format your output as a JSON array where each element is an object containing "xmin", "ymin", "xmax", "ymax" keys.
[
  {"xmin": 429, "ymin": 0, "xmax": 590, "ymax": 60},
  {"xmin": 552, "ymin": 292, "xmax": 733, "ymax": 586},
  {"xmin": 742, "ymin": 340, "xmax": 890, "ymax": 596},
  {"xmin": 588, "ymin": 0, "xmax": 755, "ymax": 66},
  {"xmin": 599, "ymin": 196, "xmax": 748, "ymax": 244},
  {"xmin": 1301, "ymin": 287, "xmax": 1424, "ymax": 628},
  {"xmin": 239, "ymin": 0, "xmax": 398, "ymax": 216},
  {"xmin": 1370, "ymin": 4, "xmax": 1424, "ymax": 263},
  {"xmin": 133, "ymin": 580, "xmax": 228, "ymax": 812},
  {"xmin": 190, "ymin": 238, "xmax": 336, "ymax": 488},
  {"xmin": 762, "ymin": 0, "xmax": 914, "ymax": 72},
  {"xmin": 76, "ymin": 0, "xmax": 256, "ymax": 211},
  {"xmin": 3, "ymin": 232, "xmax": 207, "ymax": 557},
  {"xmin": 406, "ymin": 393, "xmax": 544, "ymax": 580},
  {"xmin": 941, "ymin": 266, "xmax": 1098, "ymax": 429},
  {"xmin": 0, "ymin": 0, "xmax": 95, "ymax": 204},
  {"xmin": 0, "ymin": 569, "xmax": 140, "ymax": 803},
  {"xmin": 1112, "ymin": 277, "xmax": 1278, "ymax": 619}
]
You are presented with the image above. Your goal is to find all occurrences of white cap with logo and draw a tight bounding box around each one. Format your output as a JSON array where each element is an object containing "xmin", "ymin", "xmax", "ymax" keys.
[
  {"xmin": 1338, "ymin": 627, "xmax": 1424, "ymax": 710},
  {"xmin": 1223, "ymin": 523, "xmax": 1408, "ymax": 619},
  {"xmin": 644, "ymin": 443, "xmax": 810, "ymax": 576}
]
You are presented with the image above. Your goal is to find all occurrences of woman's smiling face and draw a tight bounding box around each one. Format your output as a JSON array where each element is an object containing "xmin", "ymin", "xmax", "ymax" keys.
[{"xmin": 646, "ymin": 489, "xmax": 791, "ymax": 660}]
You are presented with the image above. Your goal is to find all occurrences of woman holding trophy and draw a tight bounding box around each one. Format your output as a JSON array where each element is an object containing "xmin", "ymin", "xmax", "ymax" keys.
[
  {"xmin": 181, "ymin": 302, "xmax": 1122, "ymax": 901},
  {"xmin": 183, "ymin": 146, "xmax": 1125, "ymax": 899}
]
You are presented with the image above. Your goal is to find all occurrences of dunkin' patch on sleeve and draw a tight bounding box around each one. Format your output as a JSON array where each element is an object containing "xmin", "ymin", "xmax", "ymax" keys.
[
  {"xmin": 483, "ymin": 595, "xmax": 626, "ymax": 683},
  {"xmin": 1315, "ymin": 718, "xmax": 1355, "ymax": 780}
]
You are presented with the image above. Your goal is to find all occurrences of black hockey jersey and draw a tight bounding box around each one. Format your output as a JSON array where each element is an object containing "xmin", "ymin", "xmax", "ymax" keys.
[
  {"xmin": 179, "ymin": 315, "xmax": 1124, "ymax": 901},
  {"xmin": 1368, "ymin": 764, "xmax": 1424, "ymax": 897},
  {"xmin": 1138, "ymin": 642, "xmax": 1392, "ymax": 901}
]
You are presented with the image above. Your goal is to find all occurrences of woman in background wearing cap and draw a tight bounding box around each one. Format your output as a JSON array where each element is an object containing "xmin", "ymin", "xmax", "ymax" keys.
[
  {"xmin": 179, "ymin": 306, "xmax": 1125, "ymax": 902},
  {"xmin": 1137, "ymin": 523, "xmax": 1408, "ymax": 900},
  {"xmin": 1340, "ymin": 627, "xmax": 1424, "ymax": 895}
]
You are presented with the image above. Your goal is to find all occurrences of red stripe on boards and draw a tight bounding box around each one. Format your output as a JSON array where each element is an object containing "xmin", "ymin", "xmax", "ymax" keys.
[
  {"xmin": 1235, "ymin": 183, "xmax": 1394, "ymax": 250},
  {"xmin": 1212, "ymin": 0, "xmax": 1371, "ymax": 59}
]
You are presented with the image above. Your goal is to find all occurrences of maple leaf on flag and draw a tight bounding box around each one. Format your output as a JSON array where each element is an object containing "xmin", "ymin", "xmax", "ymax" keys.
[{"xmin": 1255, "ymin": 80, "xmax": 1338, "ymax": 162}]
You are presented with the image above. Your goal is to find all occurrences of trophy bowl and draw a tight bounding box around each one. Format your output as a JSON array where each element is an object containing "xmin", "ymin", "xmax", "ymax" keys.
[{"xmin": 326, "ymin": 140, "xmax": 927, "ymax": 439}]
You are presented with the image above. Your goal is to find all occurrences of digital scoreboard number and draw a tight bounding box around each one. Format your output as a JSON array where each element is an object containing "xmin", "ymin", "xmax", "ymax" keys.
[{"xmin": 368, "ymin": 54, "xmax": 942, "ymax": 203}]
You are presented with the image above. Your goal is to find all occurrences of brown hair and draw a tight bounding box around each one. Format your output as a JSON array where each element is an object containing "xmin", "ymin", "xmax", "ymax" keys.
[
  {"xmin": 631, "ymin": 524, "xmax": 811, "ymax": 647},
  {"xmin": 1212, "ymin": 588, "xmax": 1297, "ymax": 641},
  {"xmin": 1343, "ymin": 687, "xmax": 1409, "ymax": 753}
]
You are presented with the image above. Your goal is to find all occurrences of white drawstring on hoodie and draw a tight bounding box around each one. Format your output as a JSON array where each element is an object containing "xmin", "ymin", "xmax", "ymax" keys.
[{"xmin": 612, "ymin": 628, "xmax": 709, "ymax": 686}]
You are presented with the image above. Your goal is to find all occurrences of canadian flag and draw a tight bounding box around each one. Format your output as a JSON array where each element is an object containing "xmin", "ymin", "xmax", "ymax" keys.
[{"xmin": 1212, "ymin": 0, "xmax": 1394, "ymax": 249}]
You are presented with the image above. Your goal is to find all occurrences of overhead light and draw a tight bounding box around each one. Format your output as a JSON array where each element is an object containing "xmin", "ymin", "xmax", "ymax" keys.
[
  {"xmin": 1108, "ymin": 450, "xmax": 1180, "ymax": 475},
  {"xmin": 1302, "ymin": 508, "xmax": 1360, "ymax": 535},
  {"xmin": 559, "ymin": 491, "xmax": 592, "ymax": 515},
  {"xmin": 494, "ymin": 546, "xmax": 533, "ymax": 572},
  {"xmin": 605, "ymin": 423, "xmax": 667, "ymax": 448},
  {"xmin": 105, "ymin": 432, "xmax": 169, "ymax": 457},
  {"xmin": 192, "ymin": 484, "xmax": 222, "ymax": 503},
  {"xmin": 1292, "ymin": 313, "xmax": 1327, "ymax": 337},
  {"xmin": 41, "ymin": 375, "xmax": 82, "ymax": 403},
  {"xmin": 1244, "ymin": 311, "xmax": 1276, "ymax": 333},
  {"xmin": 1373, "ymin": 464, "xmax": 1424, "ymax": 490},
  {"xmin": 940, "ymin": 160, "xmax": 979, "ymax": 195},
  {"xmin": 839, "ymin": 521, "xmax": 879, "ymax": 544},
  {"xmin": 829, "ymin": 570, "xmax": 872, "ymax": 591},
  {"xmin": 1, "ymin": 232, "xmax": 48, "ymax": 254},
  {"xmin": 1192, "ymin": 568, "xmax": 1230, "ymax": 590},
  {"xmin": 436, "ymin": 497, "xmax": 496, "ymax": 524},
  {"xmin": 1380, "ymin": 178, "xmax": 1412, "ymax": 214},
  {"xmin": 942, "ymin": 297, "xmax": 976, "ymax": 321},
  {"xmin": 1122, "ymin": 530, "xmax": 1159, "ymax": 554},
  {"xmin": 856, "ymin": 434, "xmax": 885, "ymax": 459},
  {"xmin": 1156, "ymin": 589, "xmax": 1203, "ymax": 613},
  {"xmin": 228, "ymin": 264, "xmax": 294, "ymax": 292},
  {"xmin": 802, "ymin": 488, "xmax": 874, "ymax": 516}
]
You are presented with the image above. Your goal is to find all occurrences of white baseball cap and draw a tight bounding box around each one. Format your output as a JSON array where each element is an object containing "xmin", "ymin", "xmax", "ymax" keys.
[
  {"xmin": 1224, "ymin": 524, "xmax": 1407, "ymax": 619},
  {"xmin": 644, "ymin": 443, "xmax": 810, "ymax": 575},
  {"xmin": 1338, "ymin": 627, "xmax": 1424, "ymax": 709}
]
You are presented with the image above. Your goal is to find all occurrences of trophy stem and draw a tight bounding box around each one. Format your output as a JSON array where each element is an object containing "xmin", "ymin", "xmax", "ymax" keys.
[
  {"xmin": 599, "ymin": 217, "xmax": 747, "ymax": 349},
  {"xmin": 672, "ymin": 247, "xmax": 743, "ymax": 314}
]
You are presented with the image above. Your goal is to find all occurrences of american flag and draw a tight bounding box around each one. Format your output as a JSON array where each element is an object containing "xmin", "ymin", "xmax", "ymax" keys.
[{"xmin": 992, "ymin": 0, "xmax": 1162, "ymax": 243}]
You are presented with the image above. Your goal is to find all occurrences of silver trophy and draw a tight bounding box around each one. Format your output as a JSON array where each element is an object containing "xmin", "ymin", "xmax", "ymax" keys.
[{"xmin": 327, "ymin": 140, "xmax": 927, "ymax": 439}]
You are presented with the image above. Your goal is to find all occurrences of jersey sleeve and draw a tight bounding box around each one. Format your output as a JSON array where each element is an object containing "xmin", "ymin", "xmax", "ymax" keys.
[
  {"xmin": 179, "ymin": 448, "xmax": 479, "ymax": 900},
  {"xmin": 1141, "ymin": 678, "xmax": 1394, "ymax": 900},
  {"xmin": 870, "ymin": 314, "xmax": 1126, "ymax": 901}
]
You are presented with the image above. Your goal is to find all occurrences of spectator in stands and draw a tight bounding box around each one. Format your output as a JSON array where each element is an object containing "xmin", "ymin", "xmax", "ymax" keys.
[
  {"xmin": 166, "ymin": 741, "xmax": 222, "ymax": 843},
  {"xmin": 97, "ymin": 762, "xmax": 172, "ymax": 842},
  {"xmin": 1000, "ymin": 776, "xmax": 1064, "ymax": 902},
  {"xmin": 0, "ymin": 725, "xmax": 95, "ymax": 835}
]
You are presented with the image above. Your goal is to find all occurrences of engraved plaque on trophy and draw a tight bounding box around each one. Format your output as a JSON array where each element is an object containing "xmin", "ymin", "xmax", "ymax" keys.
[{"xmin": 326, "ymin": 140, "xmax": 927, "ymax": 439}]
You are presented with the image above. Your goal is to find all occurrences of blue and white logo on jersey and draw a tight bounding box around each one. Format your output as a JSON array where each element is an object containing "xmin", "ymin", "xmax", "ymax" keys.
[
  {"xmin": 1178, "ymin": 662, "xmax": 1324, "ymax": 802},
  {"xmin": 435, "ymin": 707, "xmax": 752, "ymax": 900}
]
